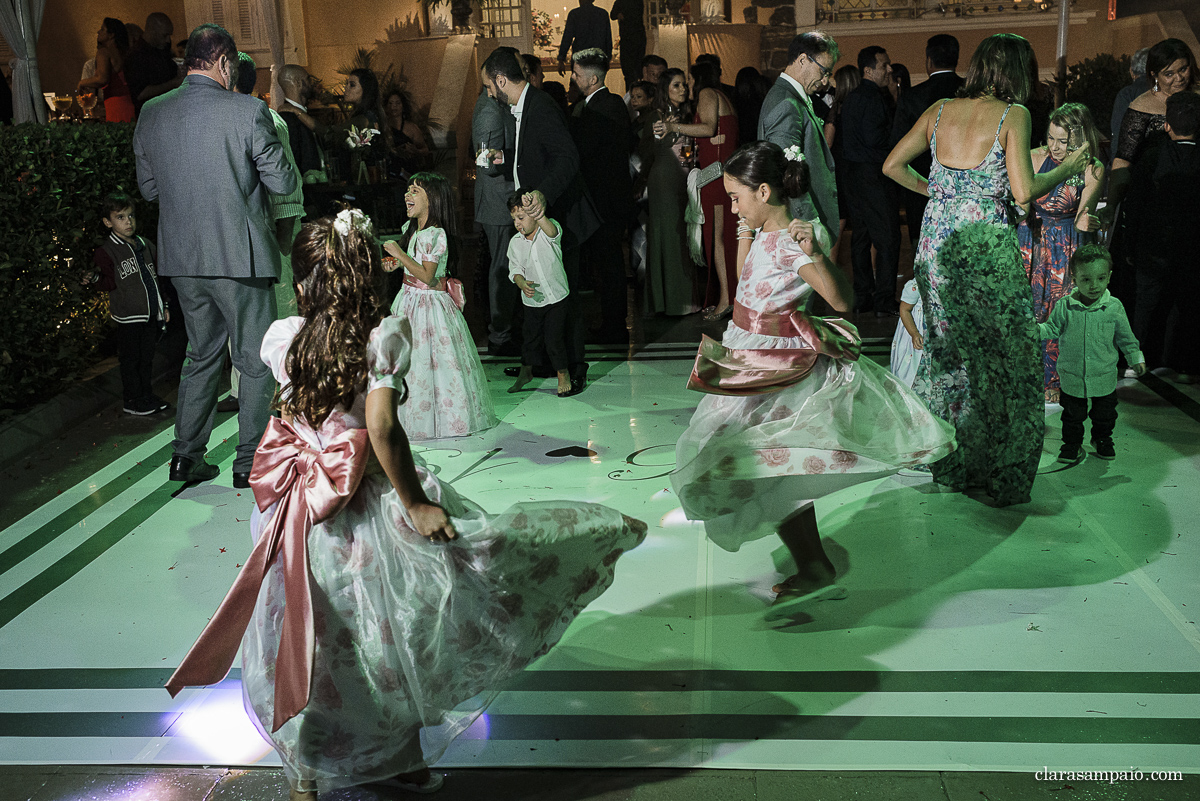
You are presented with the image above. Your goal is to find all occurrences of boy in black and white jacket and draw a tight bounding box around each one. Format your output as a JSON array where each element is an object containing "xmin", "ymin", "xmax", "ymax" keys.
[{"xmin": 87, "ymin": 192, "xmax": 170, "ymax": 415}]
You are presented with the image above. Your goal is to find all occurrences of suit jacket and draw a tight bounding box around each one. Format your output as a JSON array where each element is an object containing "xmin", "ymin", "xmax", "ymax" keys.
[
  {"xmin": 841, "ymin": 80, "xmax": 894, "ymax": 165},
  {"xmin": 515, "ymin": 85, "xmax": 600, "ymax": 248},
  {"xmin": 570, "ymin": 87, "xmax": 634, "ymax": 228},
  {"xmin": 279, "ymin": 108, "xmax": 324, "ymax": 176},
  {"xmin": 472, "ymin": 90, "xmax": 516, "ymax": 227},
  {"xmin": 134, "ymin": 75, "xmax": 297, "ymax": 279},
  {"xmin": 758, "ymin": 76, "xmax": 838, "ymax": 238},
  {"xmin": 891, "ymin": 71, "xmax": 963, "ymax": 178}
]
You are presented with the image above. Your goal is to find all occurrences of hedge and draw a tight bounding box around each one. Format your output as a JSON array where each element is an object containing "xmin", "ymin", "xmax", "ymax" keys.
[{"xmin": 0, "ymin": 122, "xmax": 156, "ymax": 416}]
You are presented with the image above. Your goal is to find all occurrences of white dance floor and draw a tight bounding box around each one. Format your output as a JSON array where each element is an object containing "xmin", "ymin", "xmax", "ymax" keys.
[{"xmin": 1, "ymin": 343, "xmax": 1198, "ymax": 775}]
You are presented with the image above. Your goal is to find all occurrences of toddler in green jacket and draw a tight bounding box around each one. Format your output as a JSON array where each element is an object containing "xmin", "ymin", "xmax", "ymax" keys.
[{"xmin": 1039, "ymin": 244, "xmax": 1145, "ymax": 462}]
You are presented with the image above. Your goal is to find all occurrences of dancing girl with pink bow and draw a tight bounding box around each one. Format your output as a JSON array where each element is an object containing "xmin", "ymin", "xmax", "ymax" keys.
[{"xmin": 166, "ymin": 211, "xmax": 645, "ymax": 800}]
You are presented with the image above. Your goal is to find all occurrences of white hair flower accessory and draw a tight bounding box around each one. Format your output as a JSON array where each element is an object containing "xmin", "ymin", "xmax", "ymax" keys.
[
  {"xmin": 783, "ymin": 145, "xmax": 806, "ymax": 163},
  {"xmin": 332, "ymin": 208, "xmax": 372, "ymax": 238}
]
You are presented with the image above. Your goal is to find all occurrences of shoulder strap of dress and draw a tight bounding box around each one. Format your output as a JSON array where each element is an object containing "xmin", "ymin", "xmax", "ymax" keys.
[
  {"xmin": 994, "ymin": 103, "xmax": 1013, "ymax": 140},
  {"xmin": 934, "ymin": 100, "xmax": 948, "ymax": 130}
]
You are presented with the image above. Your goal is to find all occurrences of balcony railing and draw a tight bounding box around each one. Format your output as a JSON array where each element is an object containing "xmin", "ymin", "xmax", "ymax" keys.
[{"xmin": 818, "ymin": 0, "xmax": 1061, "ymax": 23}]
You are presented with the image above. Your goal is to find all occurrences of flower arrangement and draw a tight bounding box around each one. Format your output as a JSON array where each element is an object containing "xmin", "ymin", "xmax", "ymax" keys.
[
  {"xmin": 346, "ymin": 124, "xmax": 380, "ymax": 150},
  {"xmin": 531, "ymin": 10, "xmax": 553, "ymax": 50}
]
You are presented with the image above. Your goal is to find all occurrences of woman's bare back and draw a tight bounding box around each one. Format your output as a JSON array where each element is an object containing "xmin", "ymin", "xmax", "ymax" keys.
[{"xmin": 931, "ymin": 97, "xmax": 1015, "ymax": 170}]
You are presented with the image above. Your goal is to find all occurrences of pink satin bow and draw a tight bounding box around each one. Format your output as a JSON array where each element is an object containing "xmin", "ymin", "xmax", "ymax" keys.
[
  {"xmin": 403, "ymin": 274, "xmax": 466, "ymax": 311},
  {"xmin": 687, "ymin": 304, "xmax": 861, "ymax": 396},
  {"xmin": 165, "ymin": 417, "xmax": 370, "ymax": 732}
]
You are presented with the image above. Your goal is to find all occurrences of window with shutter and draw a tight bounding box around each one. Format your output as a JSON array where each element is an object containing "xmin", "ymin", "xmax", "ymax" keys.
[{"xmin": 186, "ymin": 0, "xmax": 270, "ymax": 54}]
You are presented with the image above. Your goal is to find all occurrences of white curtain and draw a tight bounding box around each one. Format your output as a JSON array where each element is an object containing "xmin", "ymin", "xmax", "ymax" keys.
[
  {"xmin": 254, "ymin": 0, "xmax": 285, "ymax": 109},
  {"xmin": 0, "ymin": 0, "xmax": 47, "ymax": 123}
]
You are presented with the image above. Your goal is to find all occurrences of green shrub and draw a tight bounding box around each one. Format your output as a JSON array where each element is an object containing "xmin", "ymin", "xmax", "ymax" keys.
[
  {"xmin": 1065, "ymin": 52, "xmax": 1132, "ymax": 138},
  {"xmin": 0, "ymin": 122, "xmax": 157, "ymax": 415}
]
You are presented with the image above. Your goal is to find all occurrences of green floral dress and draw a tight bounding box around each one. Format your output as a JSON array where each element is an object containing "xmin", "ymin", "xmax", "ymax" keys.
[{"xmin": 912, "ymin": 103, "xmax": 1042, "ymax": 505}]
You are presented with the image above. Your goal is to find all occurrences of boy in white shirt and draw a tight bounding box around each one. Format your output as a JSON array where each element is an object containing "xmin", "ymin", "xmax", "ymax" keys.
[{"xmin": 506, "ymin": 193, "xmax": 577, "ymax": 397}]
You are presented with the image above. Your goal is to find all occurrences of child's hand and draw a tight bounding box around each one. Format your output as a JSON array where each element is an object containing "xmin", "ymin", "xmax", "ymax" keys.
[
  {"xmin": 912, "ymin": 332, "xmax": 924, "ymax": 350},
  {"xmin": 522, "ymin": 190, "xmax": 547, "ymax": 220},
  {"xmin": 165, "ymin": 309, "xmax": 171, "ymax": 323},
  {"xmin": 383, "ymin": 241, "xmax": 404, "ymax": 261},
  {"xmin": 1133, "ymin": 362, "xmax": 1147, "ymax": 377},
  {"xmin": 787, "ymin": 219, "xmax": 817, "ymax": 256},
  {"xmin": 410, "ymin": 502, "xmax": 457, "ymax": 542},
  {"xmin": 521, "ymin": 281, "xmax": 538, "ymax": 298},
  {"xmin": 80, "ymin": 271, "xmax": 97, "ymax": 288}
]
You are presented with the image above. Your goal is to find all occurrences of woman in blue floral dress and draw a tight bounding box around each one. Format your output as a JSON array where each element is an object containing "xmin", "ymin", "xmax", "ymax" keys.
[
  {"xmin": 885, "ymin": 34, "xmax": 1090, "ymax": 505},
  {"xmin": 1017, "ymin": 103, "xmax": 1105, "ymax": 402}
]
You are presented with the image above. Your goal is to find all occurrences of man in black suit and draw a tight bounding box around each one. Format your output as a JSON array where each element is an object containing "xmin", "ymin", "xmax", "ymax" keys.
[
  {"xmin": 842, "ymin": 45, "xmax": 900, "ymax": 316},
  {"xmin": 482, "ymin": 47, "xmax": 601, "ymax": 393},
  {"xmin": 890, "ymin": 34, "xmax": 963, "ymax": 246},
  {"xmin": 569, "ymin": 48, "xmax": 633, "ymax": 344}
]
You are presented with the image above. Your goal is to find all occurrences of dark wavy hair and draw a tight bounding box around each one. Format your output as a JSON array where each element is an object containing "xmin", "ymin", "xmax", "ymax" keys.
[
  {"xmin": 689, "ymin": 60, "xmax": 721, "ymax": 95},
  {"xmin": 102, "ymin": 18, "xmax": 129, "ymax": 54},
  {"xmin": 654, "ymin": 67, "xmax": 691, "ymax": 116},
  {"xmin": 397, "ymin": 172, "xmax": 460, "ymax": 278},
  {"xmin": 183, "ymin": 23, "xmax": 235, "ymax": 72},
  {"xmin": 283, "ymin": 213, "xmax": 387, "ymax": 426},
  {"xmin": 1147, "ymin": 38, "xmax": 1197, "ymax": 92},
  {"xmin": 959, "ymin": 33, "xmax": 1034, "ymax": 105},
  {"xmin": 724, "ymin": 140, "xmax": 810, "ymax": 201}
]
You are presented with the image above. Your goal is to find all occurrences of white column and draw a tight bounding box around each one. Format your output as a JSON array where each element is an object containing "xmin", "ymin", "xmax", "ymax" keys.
[{"xmin": 795, "ymin": 0, "xmax": 817, "ymax": 28}]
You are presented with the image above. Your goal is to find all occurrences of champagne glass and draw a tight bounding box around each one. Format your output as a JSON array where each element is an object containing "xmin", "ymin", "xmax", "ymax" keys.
[
  {"xmin": 77, "ymin": 91, "xmax": 98, "ymax": 117},
  {"xmin": 53, "ymin": 95, "xmax": 73, "ymax": 121}
]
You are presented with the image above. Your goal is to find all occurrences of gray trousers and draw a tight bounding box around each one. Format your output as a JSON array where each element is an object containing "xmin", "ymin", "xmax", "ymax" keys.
[
  {"xmin": 483, "ymin": 222, "xmax": 520, "ymax": 347},
  {"xmin": 173, "ymin": 275, "xmax": 277, "ymax": 472},
  {"xmin": 230, "ymin": 241, "xmax": 297, "ymax": 397}
]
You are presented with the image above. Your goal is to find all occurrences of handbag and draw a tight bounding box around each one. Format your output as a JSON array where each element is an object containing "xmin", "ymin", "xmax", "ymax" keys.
[{"xmin": 693, "ymin": 159, "xmax": 724, "ymax": 190}]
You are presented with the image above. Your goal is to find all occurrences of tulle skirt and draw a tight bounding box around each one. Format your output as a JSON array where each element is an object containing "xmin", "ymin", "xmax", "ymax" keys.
[
  {"xmin": 392, "ymin": 285, "xmax": 497, "ymax": 439},
  {"xmin": 671, "ymin": 323, "xmax": 955, "ymax": 551},
  {"xmin": 242, "ymin": 460, "xmax": 646, "ymax": 792}
]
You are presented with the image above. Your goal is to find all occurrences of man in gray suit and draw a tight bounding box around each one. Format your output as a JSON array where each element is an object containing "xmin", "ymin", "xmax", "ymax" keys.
[
  {"xmin": 472, "ymin": 85, "xmax": 520, "ymax": 356},
  {"xmin": 133, "ymin": 24, "xmax": 297, "ymax": 486},
  {"xmin": 758, "ymin": 31, "xmax": 840, "ymax": 244}
]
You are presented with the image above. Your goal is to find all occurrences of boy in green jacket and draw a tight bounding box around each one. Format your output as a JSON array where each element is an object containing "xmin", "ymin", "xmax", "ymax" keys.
[{"xmin": 1040, "ymin": 244, "xmax": 1145, "ymax": 462}]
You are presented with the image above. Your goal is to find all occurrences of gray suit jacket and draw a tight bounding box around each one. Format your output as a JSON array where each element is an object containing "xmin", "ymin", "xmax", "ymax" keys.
[
  {"xmin": 134, "ymin": 74, "xmax": 298, "ymax": 279},
  {"xmin": 472, "ymin": 90, "xmax": 516, "ymax": 227},
  {"xmin": 758, "ymin": 76, "xmax": 838, "ymax": 239}
]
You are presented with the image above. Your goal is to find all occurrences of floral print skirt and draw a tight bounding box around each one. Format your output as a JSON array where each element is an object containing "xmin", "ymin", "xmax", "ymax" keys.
[
  {"xmin": 670, "ymin": 323, "xmax": 955, "ymax": 552},
  {"xmin": 914, "ymin": 219, "xmax": 1043, "ymax": 505},
  {"xmin": 394, "ymin": 285, "xmax": 497, "ymax": 440},
  {"xmin": 241, "ymin": 463, "xmax": 646, "ymax": 792}
]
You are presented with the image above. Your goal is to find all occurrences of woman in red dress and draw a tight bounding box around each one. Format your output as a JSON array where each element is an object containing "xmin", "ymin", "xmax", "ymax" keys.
[
  {"xmin": 78, "ymin": 18, "xmax": 135, "ymax": 122},
  {"xmin": 664, "ymin": 59, "xmax": 739, "ymax": 320}
]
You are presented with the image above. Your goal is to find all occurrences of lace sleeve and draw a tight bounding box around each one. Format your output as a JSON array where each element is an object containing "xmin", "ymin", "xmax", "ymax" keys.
[{"xmin": 1116, "ymin": 109, "xmax": 1163, "ymax": 163}]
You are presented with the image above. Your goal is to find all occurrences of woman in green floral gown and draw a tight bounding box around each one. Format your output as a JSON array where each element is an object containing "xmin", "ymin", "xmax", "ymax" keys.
[{"xmin": 884, "ymin": 34, "xmax": 1089, "ymax": 505}]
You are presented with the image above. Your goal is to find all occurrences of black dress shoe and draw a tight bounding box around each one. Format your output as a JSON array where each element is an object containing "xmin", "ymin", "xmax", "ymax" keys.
[
  {"xmin": 559, "ymin": 377, "xmax": 586, "ymax": 397},
  {"xmin": 169, "ymin": 454, "xmax": 219, "ymax": 483},
  {"xmin": 233, "ymin": 471, "xmax": 252, "ymax": 489},
  {"xmin": 216, "ymin": 397, "xmax": 240, "ymax": 413},
  {"xmin": 503, "ymin": 366, "xmax": 522, "ymax": 377}
]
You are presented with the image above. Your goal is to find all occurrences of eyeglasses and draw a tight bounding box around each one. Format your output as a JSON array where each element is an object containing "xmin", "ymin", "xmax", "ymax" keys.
[{"xmin": 807, "ymin": 55, "xmax": 833, "ymax": 81}]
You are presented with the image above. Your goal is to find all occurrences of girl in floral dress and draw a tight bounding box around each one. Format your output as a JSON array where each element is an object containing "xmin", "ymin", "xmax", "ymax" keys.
[
  {"xmin": 1017, "ymin": 103, "xmax": 1105, "ymax": 403},
  {"xmin": 166, "ymin": 211, "xmax": 646, "ymax": 800},
  {"xmin": 671, "ymin": 142, "xmax": 955, "ymax": 598},
  {"xmin": 384, "ymin": 172, "xmax": 497, "ymax": 439}
]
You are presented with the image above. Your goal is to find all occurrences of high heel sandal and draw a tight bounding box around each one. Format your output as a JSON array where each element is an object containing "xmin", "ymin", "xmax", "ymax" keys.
[{"xmin": 702, "ymin": 304, "xmax": 732, "ymax": 322}]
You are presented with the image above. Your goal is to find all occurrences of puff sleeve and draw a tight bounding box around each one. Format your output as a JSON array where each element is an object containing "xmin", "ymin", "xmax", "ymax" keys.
[
  {"xmin": 366, "ymin": 315, "xmax": 413, "ymax": 393},
  {"xmin": 411, "ymin": 227, "xmax": 449, "ymax": 276},
  {"xmin": 260, "ymin": 316, "xmax": 305, "ymax": 386}
]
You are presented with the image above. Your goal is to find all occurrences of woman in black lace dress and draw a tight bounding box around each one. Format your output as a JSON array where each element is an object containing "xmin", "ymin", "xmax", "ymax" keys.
[{"xmin": 1104, "ymin": 39, "xmax": 1196, "ymax": 311}]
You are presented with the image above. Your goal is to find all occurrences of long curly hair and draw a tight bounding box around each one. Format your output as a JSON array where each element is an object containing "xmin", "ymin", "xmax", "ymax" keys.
[{"xmin": 282, "ymin": 212, "xmax": 387, "ymax": 426}]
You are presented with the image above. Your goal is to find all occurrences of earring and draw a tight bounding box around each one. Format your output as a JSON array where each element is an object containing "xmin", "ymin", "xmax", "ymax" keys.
[{"xmin": 1154, "ymin": 80, "xmax": 1159, "ymax": 92}]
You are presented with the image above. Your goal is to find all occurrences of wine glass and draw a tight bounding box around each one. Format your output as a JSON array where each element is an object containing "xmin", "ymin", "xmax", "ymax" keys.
[
  {"xmin": 77, "ymin": 91, "xmax": 98, "ymax": 117},
  {"xmin": 53, "ymin": 95, "xmax": 73, "ymax": 121}
]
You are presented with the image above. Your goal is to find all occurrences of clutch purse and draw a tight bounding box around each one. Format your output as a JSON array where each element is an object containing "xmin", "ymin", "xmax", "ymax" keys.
[{"xmin": 694, "ymin": 159, "xmax": 723, "ymax": 189}]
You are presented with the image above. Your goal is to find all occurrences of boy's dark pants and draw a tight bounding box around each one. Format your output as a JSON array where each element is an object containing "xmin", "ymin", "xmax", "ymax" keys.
[
  {"xmin": 117, "ymin": 321, "xmax": 158, "ymax": 404},
  {"xmin": 1059, "ymin": 391, "xmax": 1117, "ymax": 445},
  {"xmin": 522, "ymin": 298, "xmax": 570, "ymax": 372}
]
